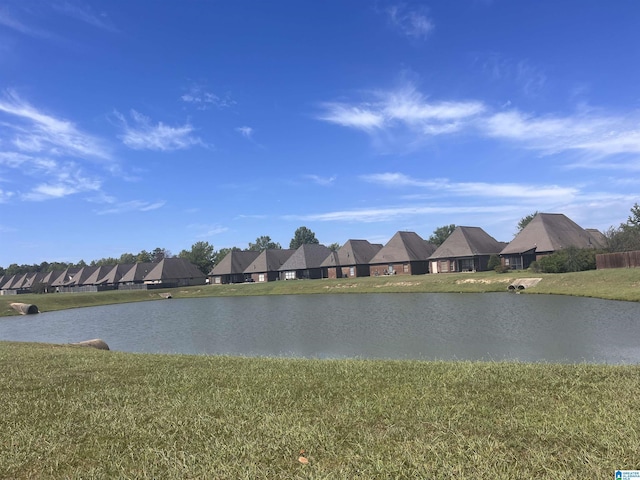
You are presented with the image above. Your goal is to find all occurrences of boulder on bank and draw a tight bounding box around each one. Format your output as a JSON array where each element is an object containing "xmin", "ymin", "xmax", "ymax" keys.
[
  {"xmin": 70, "ymin": 339, "xmax": 110, "ymax": 350},
  {"xmin": 10, "ymin": 303, "xmax": 39, "ymax": 315}
]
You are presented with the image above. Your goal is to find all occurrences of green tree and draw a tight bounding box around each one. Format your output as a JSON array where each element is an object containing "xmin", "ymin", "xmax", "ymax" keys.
[
  {"xmin": 428, "ymin": 224, "xmax": 456, "ymax": 246},
  {"xmin": 152, "ymin": 247, "xmax": 171, "ymax": 262},
  {"xmin": 248, "ymin": 236, "xmax": 281, "ymax": 252},
  {"xmin": 487, "ymin": 254, "xmax": 501, "ymax": 271},
  {"xmin": 136, "ymin": 250, "xmax": 152, "ymax": 263},
  {"xmin": 328, "ymin": 242, "xmax": 340, "ymax": 252},
  {"xmin": 178, "ymin": 241, "xmax": 216, "ymax": 275},
  {"xmin": 118, "ymin": 253, "xmax": 136, "ymax": 264},
  {"xmin": 517, "ymin": 211, "xmax": 539, "ymax": 234},
  {"xmin": 289, "ymin": 226, "xmax": 319, "ymax": 249}
]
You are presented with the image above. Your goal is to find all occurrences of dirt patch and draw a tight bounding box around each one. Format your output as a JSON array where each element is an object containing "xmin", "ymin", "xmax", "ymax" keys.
[
  {"xmin": 324, "ymin": 284, "xmax": 358, "ymax": 289},
  {"xmin": 455, "ymin": 278, "xmax": 513, "ymax": 285},
  {"xmin": 374, "ymin": 281, "xmax": 420, "ymax": 287}
]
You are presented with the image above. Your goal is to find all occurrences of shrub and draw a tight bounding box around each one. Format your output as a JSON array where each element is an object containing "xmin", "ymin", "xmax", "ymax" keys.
[
  {"xmin": 494, "ymin": 264, "xmax": 511, "ymax": 274},
  {"xmin": 487, "ymin": 254, "xmax": 501, "ymax": 271}
]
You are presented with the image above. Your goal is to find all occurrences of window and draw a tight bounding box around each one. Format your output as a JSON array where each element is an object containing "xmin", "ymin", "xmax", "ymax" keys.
[
  {"xmin": 349, "ymin": 267, "xmax": 355, "ymax": 277},
  {"xmin": 258, "ymin": 274, "xmax": 265, "ymax": 282},
  {"xmin": 403, "ymin": 263, "xmax": 409, "ymax": 273},
  {"xmin": 284, "ymin": 271, "xmax": 296, "ymax": 280}
]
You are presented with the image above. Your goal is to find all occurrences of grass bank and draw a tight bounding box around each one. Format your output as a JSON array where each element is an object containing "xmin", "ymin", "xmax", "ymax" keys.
[
  {"xmin": 1, "ymin": 341, "xmax": 639, "ymax": 479},
  {"xmin": 2, "ymin": 268, "xmax": 640, "ymax": 317}
]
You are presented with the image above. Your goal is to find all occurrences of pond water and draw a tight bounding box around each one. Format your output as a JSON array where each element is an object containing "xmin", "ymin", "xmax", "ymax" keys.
[{"xmin": 2, "ymin": 293, "xmax": 640, "ymax": 363}]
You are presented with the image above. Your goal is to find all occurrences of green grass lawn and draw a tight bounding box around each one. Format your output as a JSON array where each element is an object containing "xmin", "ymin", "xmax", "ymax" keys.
[
  {"xmin": 2, "ymin": 341, "xmax": 640, "ymax": 479},
  {"xmin": 3, "ymin": 268, "xmax": 640, "ymax": 317}
]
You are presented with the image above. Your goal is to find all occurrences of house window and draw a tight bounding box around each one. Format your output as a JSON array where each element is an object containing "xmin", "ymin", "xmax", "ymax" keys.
[
  {"xmin": 284, "ymin": 271, "xmax": 296, "ymax": 280},
  {"xmin": 403, "ymin": 263, "xmax": 409, "ymax": 273},
  {"xmin": 214, "ymin": 277, "xmax": 221, "ymax": 284},
  {"xmin": 258, "ymin": 274, "xmax": 265, "ymax": 282},
  {"xmin": 459, "ymin": 258, "xmax": 474, "ymax": 272},
  {"xmin": 349, "ymin": 267, "xmax": 355, "ymax": 277}
]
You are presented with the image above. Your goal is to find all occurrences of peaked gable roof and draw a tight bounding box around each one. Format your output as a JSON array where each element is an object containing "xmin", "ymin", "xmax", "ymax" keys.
[
  {"xmin": 95, "ymin": 264, "xmax": 134, "ymax": 285},
  {"xmin": 51, "ymin": 268, "xmax": 81, "ymax": 287},
  {"xmin": 370, "ymin": 231, "xmax": 436, "ymax": 264},
  {"xmin": 244, "ymin": 249, "xmax": 296, "ymax": 274},
  {"xmin": 500, "ymin": 213, "xmax": 603, "ymax": 255},
  {"xmin": 145, "ymin": 258, "xmax": 205, "ymax": 282},
  {"xmin": 119, "ymin": 262, "xmax": 156, "ymax": 283},
  {"xmin": 320, "ymin": 240, "xmax": 383, "ymax": 267},
  {"xmin": 279, "ymin": 244, "xmax": 332, "ymax": 271},
  {"xmin": 65, "ymin": 266, "xmax": 99, "ymax": 286},
  {"xmin": 83, "ymin": 266, "xmax": 116, "ymax": 285},
  {"xmin": 429, "ymin": 226, "xmax": 505, "ymax": 259},
  {"xmin": 210, "ymin": 250, "xmax": 261, "ymax": 276}
]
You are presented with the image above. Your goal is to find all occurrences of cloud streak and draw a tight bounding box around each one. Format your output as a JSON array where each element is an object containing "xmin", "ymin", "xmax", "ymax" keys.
[
  {"xmin": 318, "ymin": 82, "xmax": 640, "ymax": 164},
  {"xmin": 115, "ymin": 110, "xmax": 204, "ymax": 151},
  {"xmin": 386, "ymin": 4, "xmax": 434, "ymax": 40}
]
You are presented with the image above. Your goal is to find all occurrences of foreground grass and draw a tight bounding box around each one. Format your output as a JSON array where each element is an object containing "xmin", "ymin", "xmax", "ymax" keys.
[
  {"xmin": 3, "ymin": 268, "xmax": 640, "ymax": 317},
  {"xmin": 1, "ymin": 341, "xmax": 639, "ymax": 479}
]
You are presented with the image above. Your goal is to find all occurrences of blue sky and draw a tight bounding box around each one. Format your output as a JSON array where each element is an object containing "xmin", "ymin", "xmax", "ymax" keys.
[{"xmin": 1, "ymin": 1, "xmax": 639, "ymax": 266}]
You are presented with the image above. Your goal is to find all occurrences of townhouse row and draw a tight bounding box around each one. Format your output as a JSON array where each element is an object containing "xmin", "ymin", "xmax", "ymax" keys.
[{"xmin": 209, "ymin": 212, "xmax": 608, "ymax": 284}]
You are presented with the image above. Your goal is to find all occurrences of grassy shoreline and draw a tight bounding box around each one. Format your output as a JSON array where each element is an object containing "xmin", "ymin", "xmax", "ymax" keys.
[
  {"xmin": 3, "ymin": 269, "xmax": 640, "ymax": 477},
  {"xmin": 1, "ymin": 341, "xmax": 639, "ymax": 478},
  {"xmin": 2, "ymin": 268, "xmax": 640, "ymax": 317}
]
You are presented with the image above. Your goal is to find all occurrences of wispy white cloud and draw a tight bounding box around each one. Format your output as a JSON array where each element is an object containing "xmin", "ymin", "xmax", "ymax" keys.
[
  {"xmin": 95, "ymin": 199, "xmax": 166, "ymax": 215},
  {"xmin": 0, "ymin": 7, "xmax": 52, "ymax": 39},
  {"xmin": 0, "ymin": 89, "xmax": 110, "ymax": 159},
  {"xmin": 52, "ymin": 1, "xmax": 117, "ymax": 32},
  {"xmin": 187, "ymin": 223, "xmax": 229, "ymax": 238},
  {"xmin": 483, "ymin": 109, "xmax": 640, "ymax": 160},
  {"xmin": 115, "ymin": 109, "xmax": 204, "ymax": 151},
  {"xmin": 318, "ymin": 84, "xmax": 484, "ymax": 136},
  {"xmin": 318, "ymin": 82, "xmax": 640, "ymax": 165},
  {"xmin": 23, "ymin": 166, "xmax": 102, "ymax": 201},
  {"xmin": 386, "ymin": 4, "xmax": 434, "ymax": 40},
  {"xmin": 181, "ymin": 85, "xmax": 235, "ymax": 110},
  {"xmin": 304, "ymin": 174, "xmax": 337, "ymax": 186},
  {"xmin": 236, "ymin": 126, "xmax": 254, "ymax": 139},
  {"xmin": 361, "ymin": 172, "xmax": 578, "ymax": 200},
  {"xmin": 285, "ymin": 204, "xmax": 511, "ymax": 223}
]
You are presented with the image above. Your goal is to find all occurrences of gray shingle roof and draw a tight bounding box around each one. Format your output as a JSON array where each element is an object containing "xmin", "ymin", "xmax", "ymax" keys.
[
  {"xmin": 500, "ymin": 213, "xmax": 605, "ymax": 255},
  {"xmin": 144, "ymin": 258, "xmax": 205, "ymax": 282},
  {"xmin": 94, "ymin": 264, "xmax": 133, "ymax": 285},
  {"xmin": 65, "ymin": 266, "xmax": 99, "ymax": 286},
  {"xmin": 244, "ymin": 249, "xmax": 296, "ymax": 274},
  {"xmin": 279, "ymin": 244, "xmax": 332, "ymax": 271},
  {"xmin": 370, "ymin": 231, "xmax": 436, "ymax": 264},
  {"xmin": 83, "ymin": 266, "xmax": 115, "ymax": 285},
  {"xmin": 209, "ymin": 251, "xmax": 261, "ymax": 276},
  {"xmin": 320, "ymin": 240, "xmax": 383, "ymax": 267},
  {"xmin": 51, "ymin": 268, "xmax": 81, "ymax": 287},
  {"xmin": 428, "ymin": 226, "xmax": 505, "ymax": 259},
  {"xmin": 119, "ymin": 263, "xmax": 156, "ymax": 283}
]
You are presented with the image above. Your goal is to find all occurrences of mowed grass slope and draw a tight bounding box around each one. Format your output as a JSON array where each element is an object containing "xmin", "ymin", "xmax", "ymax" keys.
[
  {"xmin": 3, "ymin": 268, "xmax": 640, "ymax": 317},
  {"xmin": 2, "ymin": 342, "xmax": 640, "ymax": 479}
]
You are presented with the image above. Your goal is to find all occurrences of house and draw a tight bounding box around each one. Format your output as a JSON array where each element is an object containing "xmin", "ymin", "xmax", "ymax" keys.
[
  {"xmin": 50, "ymin": 268, "xmax": 81, "ymax": 291},
  {"xmin": 278, "ymin": 244, "xmax": 332, "ymax": 280},
  {"xmin": 94, "ymin": 264, "xmax": 134, "ymax": 286},
  {"xmin": 428, "ymin": 226, "xmax": 506, "ymax": 273},
  {"xmin": 143, "ymin": 258, "xmax": 206, "ymax": 287},
  {"xmin": 209, "ymin": 251, "xmax": 261, "ymax": 284},
  {"xmin": 500, "ymin": 213, "xmax": 607, "ymax": 270},
  {"xmin": 244, "ymin": 249, "xmax": 296, "ymax": 282},
  {"xmin": 369, "ymin": 231, "xmax": 436, "ymax": 276},
  {"xmin": 118, "ymin": 262, "xmax": 156, "ymax": 286},
  {"xmin": 320, "ymin": 240, "xmax": 383, "ymax": 278}
]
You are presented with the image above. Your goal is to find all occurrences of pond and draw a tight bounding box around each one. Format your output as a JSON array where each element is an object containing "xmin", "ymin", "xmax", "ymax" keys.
[{"xmin": 2, "ymin": 293, "xmax": 640, "ymax": 363}]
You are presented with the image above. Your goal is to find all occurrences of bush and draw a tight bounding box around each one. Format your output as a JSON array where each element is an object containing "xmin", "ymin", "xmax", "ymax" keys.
[
  {"xmin": 494, "ymin": 264, "xmax": 511, "ymax": 274},
  {"xmin": 536, "ymin": 247, "xmax": 597, "ymax": 273},
  {"xmin": 487, "ymin": 254, "xmax": 501, "ymax": 271}
]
